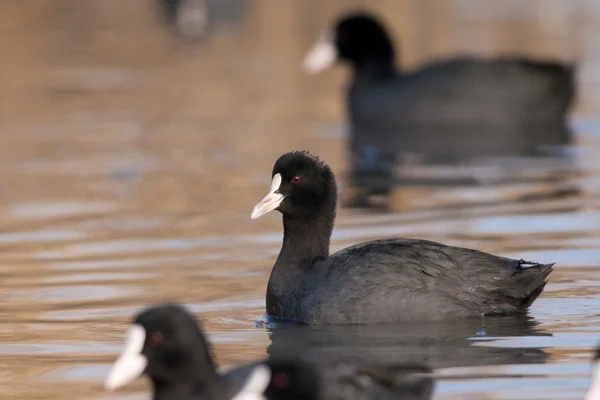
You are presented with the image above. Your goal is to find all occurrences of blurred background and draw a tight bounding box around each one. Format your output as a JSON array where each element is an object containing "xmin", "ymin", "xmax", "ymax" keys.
[{"xmin": 1, "ymin": 0, "xmax": 600, "ymax": 399}]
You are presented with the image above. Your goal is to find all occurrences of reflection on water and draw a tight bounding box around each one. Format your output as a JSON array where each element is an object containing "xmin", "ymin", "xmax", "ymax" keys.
[
  {"xmin": 266, "ymin": 315, "xmax": 551, "ymax": 370},
  {"xmin": 1, "ymin": 0, "xmax": 600, "ymax": 399}
]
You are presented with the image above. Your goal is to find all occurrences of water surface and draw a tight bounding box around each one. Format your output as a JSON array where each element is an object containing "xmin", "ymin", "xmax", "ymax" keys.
[{"xmin": 1, "ymin": 1, "xmax": 600, "ymax": 399}]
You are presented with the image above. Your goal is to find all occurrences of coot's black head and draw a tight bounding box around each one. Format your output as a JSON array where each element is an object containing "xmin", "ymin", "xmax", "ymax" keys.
[
  {"xmin": 251, "ymin": 151, "xmax": 337, "ymax": 220},
  {"xmin": 303, "ymin": 12, "xmax": 396, "ymax": 74},
  {"xmin": 104, "ymin": 304, "xmax": 216, "ymax": 391}
]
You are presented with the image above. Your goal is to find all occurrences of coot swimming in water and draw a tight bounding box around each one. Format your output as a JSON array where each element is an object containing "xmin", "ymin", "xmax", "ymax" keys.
[
  {"xmin": 250, "ymin": 151, "xmax": 554, "ymax": 325},
  {"xmin": 104, "ymin": 304, "xmax": 434, "ymax": 400},
  {"xmin": 303, "ymin": 12, "xmax": 576, "ymax": 203}
]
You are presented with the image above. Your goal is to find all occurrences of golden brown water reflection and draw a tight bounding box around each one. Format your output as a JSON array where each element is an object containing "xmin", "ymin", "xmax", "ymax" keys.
[{"xmin": 2, "ymin": 0, "xmax": 600, "ymax": 399}]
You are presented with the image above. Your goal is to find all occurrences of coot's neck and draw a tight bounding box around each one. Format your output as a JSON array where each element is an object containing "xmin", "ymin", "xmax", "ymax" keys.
[
  {"xmin": 279, "ymin": 212, "xmax": 334, "ymax": 265},
  {"xmin": 152, "ymin": 347, "xmax": 221, "ymax": 400},
  {"xmin": 266, "ymin": 176, "xmax": 337, "ymax": 318},
  {"xmin": 351, "ymin": 61, "xmax": 397, "ymax": 83},
  {"xmin": 271, "ymin": 193, "xmax": 337, "ymax": 279}
]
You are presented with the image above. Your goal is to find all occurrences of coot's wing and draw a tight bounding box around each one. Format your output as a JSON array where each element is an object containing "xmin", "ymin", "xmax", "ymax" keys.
[
  {"xmin": 406, "ymin": 57, "xmax": 574, "ymax": 114},
  {"xmin": 350, "ymin": 57, "xmax": 574, "ymax": 161},
  {"xmin": 328, "ymin": 238, "xmax": 553, "ymax": 313}
]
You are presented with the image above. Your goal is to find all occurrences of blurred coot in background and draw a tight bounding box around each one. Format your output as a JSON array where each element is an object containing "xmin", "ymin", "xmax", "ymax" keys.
[
  {"xmin": 303, "ymin": 11, "xmax": 577, "ymax": 208},
  {"xmin": 155, "ymin": 0, "xmax": 247, "ymax": 42}
]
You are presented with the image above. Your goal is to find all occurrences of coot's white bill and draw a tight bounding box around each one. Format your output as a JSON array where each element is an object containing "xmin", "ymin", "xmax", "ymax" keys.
[
  {"xmin": 586, "ymin": 357, "xmax": 600, "ymax": 400},
  {"xmin": 104, "ymin": 324, "xmax": 148, "ymax": 391},
  {"xmin": 302, "ymin": 34, "xmax": 337, "ymax": 74},
  {"xmin": 251, "ymin": 173, "xmax": 284, "ymax": 219}
]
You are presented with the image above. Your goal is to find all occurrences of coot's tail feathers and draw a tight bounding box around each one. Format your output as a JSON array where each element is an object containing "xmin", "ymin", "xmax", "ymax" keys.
[
  {"xmin": 514, "ymin": 261, "xmax": 554, "ymax": 311},
  {"xmin": 514, "ymin": 61, "xmax": 576, "ymax": 148},
  {"xmin": 523, "ymin": 60, "xmax": 576, "ymax": 115},
  {"xmin": 516, "ymin": 260, "xmax": 556, "ymax": 270},
  {"xmin": 547, "ymin": 63, "xmax": 576, "ymax": 116}
]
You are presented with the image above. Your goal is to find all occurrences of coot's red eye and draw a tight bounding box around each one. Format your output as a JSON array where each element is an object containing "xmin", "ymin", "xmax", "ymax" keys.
[
  {"xmin": 291, "ymin": 176, "xmax": 301, "ymax": 184},
  {"xmin": 151, "ymin": 331, "xmax": 163, "ymax": 345},
  {"xmin": 270, "ymin": 372, "xmax": 290, "ymax": 389}
]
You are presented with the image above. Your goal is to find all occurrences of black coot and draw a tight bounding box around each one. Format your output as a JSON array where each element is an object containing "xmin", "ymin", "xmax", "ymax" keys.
[
  {"xmin": 104, "ymin": 304, "xmax": 433, "ymax": 400},
  {"xmin": 303, "ymin": 12, "xmax": 576, "ymax": 200},
  {"xmin": 250, "ymin": 151, "xmax": 554, "ymax": 325}
]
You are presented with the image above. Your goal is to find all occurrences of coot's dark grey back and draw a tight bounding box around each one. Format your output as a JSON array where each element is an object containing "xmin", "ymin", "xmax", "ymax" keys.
[{"xmin": 349, "ymin": 57, "xmax": 574, "ymax": 162}]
